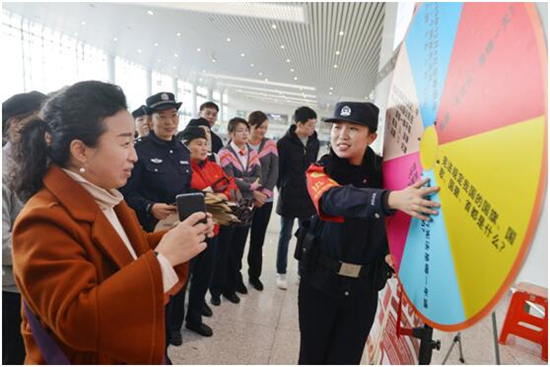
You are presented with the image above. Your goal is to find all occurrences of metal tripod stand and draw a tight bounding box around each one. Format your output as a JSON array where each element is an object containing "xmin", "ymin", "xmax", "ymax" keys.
[{"xmin": 441, "ymin": 332, "xmax": 465, "ymax": 364}]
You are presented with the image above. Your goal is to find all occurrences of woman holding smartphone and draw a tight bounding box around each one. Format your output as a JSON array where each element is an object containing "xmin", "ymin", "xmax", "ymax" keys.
[{"xmin": 10, "ymin": 81, "xmax": 212, "ymax": 364}]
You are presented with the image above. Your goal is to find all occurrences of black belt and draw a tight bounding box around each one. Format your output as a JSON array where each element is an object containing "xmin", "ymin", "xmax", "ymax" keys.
[{"xmin": 316, "ymin": 252, "xmax": 371, "ymax": 279}]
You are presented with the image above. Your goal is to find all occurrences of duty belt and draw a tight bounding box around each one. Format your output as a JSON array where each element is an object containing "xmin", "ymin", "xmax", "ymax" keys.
[{"xmin": 316, "ymin": 252, "xmax": 371, "ymax": 279}]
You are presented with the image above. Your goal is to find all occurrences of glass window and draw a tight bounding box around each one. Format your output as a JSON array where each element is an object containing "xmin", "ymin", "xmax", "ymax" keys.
[
  {"xmin": 152, "ymin": 71, "xmax": 174, "ymax": 94},
  {"xmin": 196, "ymin": 85, "xmax": 208, "ymax": 113},
  {"xmin": 3, "ymin": 9, "xmax": 108, "ymax": 98},
  {"xmin": 177, "ymin": 79, "xmax": 194, "ymax": 130},
  {"xmin": 2, "ymin": 10, "xmax": 25, "ymax": 100},
  {"xmin": 115, "ymin": 57, "xmax": 147, "ymax": 111}
]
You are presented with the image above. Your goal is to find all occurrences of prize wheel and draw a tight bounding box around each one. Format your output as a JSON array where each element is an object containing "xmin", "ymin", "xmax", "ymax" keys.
[{"xmin": 383, "ymin": 3, "xmax": 547, "ymax": 331}]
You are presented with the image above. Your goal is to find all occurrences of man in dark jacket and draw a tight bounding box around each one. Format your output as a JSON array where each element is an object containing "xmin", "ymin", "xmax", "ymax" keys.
[
  {"xmin": 275, "ymin": 106, "xmax": 319, "ymax": 289},
  {"xmin": 199, "ymin": 101, "xmax": 224, "ymax": 153}
]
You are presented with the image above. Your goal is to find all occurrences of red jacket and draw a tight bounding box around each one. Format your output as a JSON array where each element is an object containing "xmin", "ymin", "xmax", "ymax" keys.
[{"xmin": 191, "ymin": 158, "xmax": 239, "ymax": 234}]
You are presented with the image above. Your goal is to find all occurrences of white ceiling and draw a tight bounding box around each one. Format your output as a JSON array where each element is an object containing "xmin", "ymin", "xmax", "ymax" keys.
[{"xmin": 3, "ymin": 2, "xmax": 386, "ymax": 110}]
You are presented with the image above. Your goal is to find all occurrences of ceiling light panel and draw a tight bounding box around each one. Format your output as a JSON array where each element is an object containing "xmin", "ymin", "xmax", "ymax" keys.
[{"xmin": 147, "ymin": 3, "xmax": 307, "ymax": 23}]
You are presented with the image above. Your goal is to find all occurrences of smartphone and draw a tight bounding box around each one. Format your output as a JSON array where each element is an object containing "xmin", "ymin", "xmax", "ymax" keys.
[{"xmin": 176, "ymin": 193, "xmax": 207, "ymax": 223}]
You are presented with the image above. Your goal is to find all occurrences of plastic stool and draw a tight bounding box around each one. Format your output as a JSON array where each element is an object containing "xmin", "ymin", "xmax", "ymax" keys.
[{"xmin": 499, "ymin": 282, "xmax": 547, "ymax": 362}]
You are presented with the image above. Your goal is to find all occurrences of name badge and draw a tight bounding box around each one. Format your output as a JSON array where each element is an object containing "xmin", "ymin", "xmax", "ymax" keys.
[
  {"xmin": 150, "ymin": 158, "xmax": 163, "ymax": 164},
  {"xmin": 180, "ymin": 160, "xmax": 189, "ymax": 165}
]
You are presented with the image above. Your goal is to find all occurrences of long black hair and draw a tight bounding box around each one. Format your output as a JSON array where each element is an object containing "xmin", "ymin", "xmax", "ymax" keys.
[{"xmin": 10, "ymin": 81, "xmax": 127, "ymax": 201}]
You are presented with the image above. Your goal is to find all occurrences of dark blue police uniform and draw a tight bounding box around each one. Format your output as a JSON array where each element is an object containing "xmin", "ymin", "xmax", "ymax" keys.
[
  {"xmin": 298, "ymin": 102, "xmax": 394, "ymax": 365},
  {"xmin": 120, "ymin": 131, "xmax": 191, "ymax": 232}
]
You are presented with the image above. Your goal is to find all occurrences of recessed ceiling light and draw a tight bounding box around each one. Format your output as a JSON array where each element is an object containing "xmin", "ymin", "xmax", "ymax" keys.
[
  {"xmin": 202, "ymin": 69, "xmax": 206, "ymax": 73},
  {"xmin": 333, "ymin": 64, "xmax": 338, "ymax": 68},
  {"xmin": 199, "ymin": 78, "xmax": 203, "ymax": 82},
  {"xmin": 265, "ymin": 78, "xmax": 269, "ymax": 82},
  {"xmin": 258, "ymin": 72, "xmax": 263, "ymax": 76},
  {"xmin": 280, "ymin": 45, "xmax": 285, "ymax": 49},
  {"xmin": 137, "ymin": 49, "xmax": 142, "ymax": 53},
  {"xmin": 173, "ymin": 66, "xmax": 177, "ymax": 69},
  {"xmin": 250, "ymin": 63, "xmax": 255, "ymax": 67},
  {"xmin": 74, "ymin": 32, "xmax": 78, "ymax": 36},
  {"xmin": 329, "ymin": 92, "xmax": 332, "ymax": 95},
  {"xmin": 240, "ymin": 53, "xmax": 245, "ymax": 57},
  {"xmin": 329, "ymin": 87, "xmax": 333, "ymax": 91},
  {"xmin": 286, "ymin": 59, "xmax": 291, "ymax": 63},
  {"xmin": 157, "ymin": 58, "xmax": 161, "ymax": 62},
  {"xmin": 174, "ymin": 53, "xmax": 179, "ymax": 58},
  {"xmin": 293, "ymin": 76, "xmax": 298, "ymax": 80},
  {"xmin": 81, "ymin": 21, "xmax": 86, "ymax": 26},
  {"xmin": 335, "ymin": 50, "xmax": 341, "ymax": 56},
  {"xmin": 364, "ymin": 96, "xmax": 369, "ymax": 100},
  {"xmin": 212, "ymin": 58, "xmax": 217, "ymax": 63},
  {"xmin": 176, "ymin": 32, "xmax": 181, "ymax": 37},
  {"xmin": 339, "ymin": 31, "xmax": 344, "ymax": 36},
  {"xmin": 226, "ymin": 38, "xmax": 231, "ymax": 42},
  {"xmin": 147, "ymin": 10, "xmax": 154, "ymax": 15},
  {"xmin": 271, "ymin": 24, "xmax": 277, "ymax": 29},
  {"xmin": 197, "ymin": 48, "xmax": 201, "ymax": 52},
  {"xmin": 154, "ymin": 42, "xmax": 159, "ymax": 47},
  {"xmin": 113, "ymin": 37, "xmax": 118, "ymax": 41},
  {"xmin": 290, "ymin": 68, "xmax": 294, "ymax": 72}
]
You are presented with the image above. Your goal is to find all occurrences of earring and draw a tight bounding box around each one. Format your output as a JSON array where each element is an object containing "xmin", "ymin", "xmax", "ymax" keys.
[{"xmin": 79, "ymin": 167, "xmax": 86, "ymax": 174}]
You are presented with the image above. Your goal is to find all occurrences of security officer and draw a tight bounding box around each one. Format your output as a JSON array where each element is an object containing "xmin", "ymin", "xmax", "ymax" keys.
[
  {"xmin": 132, "ymin": 105, "xmax": 151, "ymax": 138},
  {"xmin": 121, "ymin": 92, "xmax": 190, "ymax": 232},
  {"xmin": 298, "ymin": 101, "xmax": 441, "ymax": 364},
  {"xmin": 120, "ymin": 92, "xmax": 192, "ymax": 348}
]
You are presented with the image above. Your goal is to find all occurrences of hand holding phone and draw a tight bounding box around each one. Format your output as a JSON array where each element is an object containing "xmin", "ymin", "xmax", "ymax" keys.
[{"xmin": 176, "ymin": 193, "xmax": 207, "ymax": 223}]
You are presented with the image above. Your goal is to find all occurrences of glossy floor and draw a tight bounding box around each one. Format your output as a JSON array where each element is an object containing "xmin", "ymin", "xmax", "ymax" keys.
[{"xmin": 169, "ymin": 205, "xmax": 546, "ymax": 365}]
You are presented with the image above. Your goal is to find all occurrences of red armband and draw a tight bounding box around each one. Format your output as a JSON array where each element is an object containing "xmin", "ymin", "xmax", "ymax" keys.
[{"xmin": 306, "ymin": 164, "xmax": 344, "ymax": 223}]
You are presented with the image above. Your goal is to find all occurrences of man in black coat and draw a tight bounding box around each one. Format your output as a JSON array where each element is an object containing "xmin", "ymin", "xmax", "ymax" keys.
[
  {"xmin": 275, "ymin": 106, "xmax": 319, "ymax": 289},
  {"xmin": 199, "ymin": 101, "xmax": 224, "ymax": 153}
]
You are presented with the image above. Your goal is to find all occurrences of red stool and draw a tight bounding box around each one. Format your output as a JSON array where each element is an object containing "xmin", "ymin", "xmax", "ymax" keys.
[{"xmin": 499, "ymin": 282, "xmax": 548, "ymax": 362}]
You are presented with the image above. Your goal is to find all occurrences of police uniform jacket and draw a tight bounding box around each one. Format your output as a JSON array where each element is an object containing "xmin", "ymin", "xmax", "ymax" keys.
[
  {"xmin": 304, "ymin": 147, "xmax": 393, "ymax": 298},
  {"xmin": 12, "ymin": 165, "xmax": 188, "ymax": 364},
  {"xmin": 276, "ymin": 124, "xmax": 320, "ymax": 219},
  {"xmin": 120, "ymin": 131, "xmax": 192, "ymax": 232}
]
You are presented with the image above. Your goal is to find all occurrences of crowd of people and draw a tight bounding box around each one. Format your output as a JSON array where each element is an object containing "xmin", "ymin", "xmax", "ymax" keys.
[{"xmin": 2, "ymin": 81, "xmax": 439, "ymax": 364}]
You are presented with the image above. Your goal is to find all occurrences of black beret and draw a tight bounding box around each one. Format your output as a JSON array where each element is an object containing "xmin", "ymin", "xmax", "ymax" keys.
[
  {"xmin": 132, "ymin": 105, "xmax": 150, "ymax": 118},
  {"xmin": 180, "ymin": 126, "xmax": 207, "ymax": 144},
  {"xmin": 2, "ymin": 91, "xmax": 46, "ymax": 124},
  {"xmin": 187, "ymin": 117, "xmax": 210, "ymax": 129},
  {"xmin": 325, "ymin": 101, "xmax": 380, "ymax": 132}
]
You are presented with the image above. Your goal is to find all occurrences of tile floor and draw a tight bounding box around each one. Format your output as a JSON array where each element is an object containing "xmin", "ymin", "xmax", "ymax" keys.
[{"xmin": 169, "ymin": 199, "xmax": 546, "ymax": 365}]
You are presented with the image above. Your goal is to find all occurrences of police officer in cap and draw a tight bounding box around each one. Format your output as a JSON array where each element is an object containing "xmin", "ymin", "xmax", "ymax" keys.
[
  {"xmin": 298, "ymin": 102, "xmax": 441, "ymax": 364},
  {"xmin": 121, "ymin": 92, "xmax": 193, "ymax": 347},
  {"xmin": 121, "ymin": 92, "xmax": 190, "ymax": 233},
  {"xmin": 132, "ymin": 105, "xmax": 151, "ymax": 139}
]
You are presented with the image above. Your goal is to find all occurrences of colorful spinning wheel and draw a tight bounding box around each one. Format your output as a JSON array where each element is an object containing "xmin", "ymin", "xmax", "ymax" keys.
[{"xmin": 383, "ymin": 3, "xmax": 547, "ymax": 331}]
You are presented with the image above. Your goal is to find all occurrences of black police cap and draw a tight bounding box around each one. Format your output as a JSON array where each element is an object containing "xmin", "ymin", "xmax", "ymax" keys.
[
  {"xmin": 325, "ymin": 101, "xmax": 380, "ymax": 132},
  {"xmin": 2, "ymin": 91, "xmax": 46, "ymax": 124},
  {"xmin": 146, "ymin": 92, "xmax": 182, "ymax": 112},
  {"xmin": 180, "ymin": 126, "xmax": 207, "ymax": 144},
  {"xmin": 132, "ymin": 105, "xmax": 150, "ymax": 119},
  {"xmin": 187, "ymin": 117, "xmax": 210, "ymax": 129}
]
